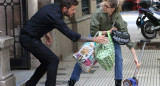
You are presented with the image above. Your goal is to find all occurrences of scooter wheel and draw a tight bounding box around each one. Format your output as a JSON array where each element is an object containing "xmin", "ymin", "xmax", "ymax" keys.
[{"xmin": 123, "ymin": 79, "xmax": 132, "ymax": 86}]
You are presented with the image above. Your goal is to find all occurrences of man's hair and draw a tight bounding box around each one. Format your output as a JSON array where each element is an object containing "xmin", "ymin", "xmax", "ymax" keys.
[
  {"xmin": 103, "ymin": 0, "xmax": 119, "ymax": 8},
  {"xmin": 60, "ymin": 0, "xmax": 79, "ymax": 9}
]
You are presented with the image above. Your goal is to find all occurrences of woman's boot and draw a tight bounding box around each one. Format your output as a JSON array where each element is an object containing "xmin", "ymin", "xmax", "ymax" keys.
[
  {"xmin": 68, "ymin": 78, "xmax": 76, "ymax": 86},
  {"xmin": 115, "ymin": 79, "xmax": 122, "ymax": 86}
]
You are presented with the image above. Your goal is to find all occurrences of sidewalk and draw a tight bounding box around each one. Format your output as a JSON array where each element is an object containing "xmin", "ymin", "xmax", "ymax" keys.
[{"xmin": 14, "ymin": 11, "xmax": 160, "ymax": 86}]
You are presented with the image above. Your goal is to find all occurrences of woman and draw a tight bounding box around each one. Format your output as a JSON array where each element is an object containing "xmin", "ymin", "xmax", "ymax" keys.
[{"xmin": 68, "ymin": 0, "xmax": 141, "ymax": 86}]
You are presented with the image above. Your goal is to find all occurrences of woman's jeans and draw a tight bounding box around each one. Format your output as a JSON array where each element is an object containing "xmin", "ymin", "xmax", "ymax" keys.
[{"xmin": 70, "ymin": 42, "xmax": 123, "ymax": 81}]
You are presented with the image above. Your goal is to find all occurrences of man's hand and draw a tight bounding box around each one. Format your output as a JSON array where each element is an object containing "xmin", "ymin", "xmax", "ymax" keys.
[
  {"xmin": 93, "ymin": 35, "xmax": 108, "ymax": 44},
  {"xmin": 45, "ymin": 32, "xmax": 52, "ymax": 46}
]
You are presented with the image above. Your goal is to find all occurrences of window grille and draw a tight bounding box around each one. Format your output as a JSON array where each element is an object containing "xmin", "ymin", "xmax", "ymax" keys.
[{"xmin": 82, "ymin": 0, "xmax": 90, "ymax": 16}]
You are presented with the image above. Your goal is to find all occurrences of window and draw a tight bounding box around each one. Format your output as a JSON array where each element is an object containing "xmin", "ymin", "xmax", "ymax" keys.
[
  {"xmin": 96, "ymin": 0, "xmax": 102, "ymax": 5},
  {"xmin": 82, "ymin": 0, "xmax": 90, "ymax": 16},
  {"xmin": 96, "ymin": 0, "xmax": 102, "ymax": 8}
]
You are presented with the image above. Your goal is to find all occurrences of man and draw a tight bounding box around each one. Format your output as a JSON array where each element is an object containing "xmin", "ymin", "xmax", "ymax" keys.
[{"xmin": 19, "ymin": 0, "xmax": 108, "ymax": 86}]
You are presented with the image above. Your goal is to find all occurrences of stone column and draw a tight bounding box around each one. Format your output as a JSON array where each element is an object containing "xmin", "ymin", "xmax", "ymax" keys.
[
  {"xmin": 51, "ymin": 0, "xmax": 54, "ymax": 3},
  {"xmin": 75, "ymin": 0, "xmax": 82, "ymax": 19},
  {"xmin": 89, "ymin": 0, "xmax": 97, "ymax": 14},
  {"xmin": 0, "ymin": 36, "xmax": 15, "ymax": 86},
  {"xmin": 27, "ymin": 0, "xmax": 39, "ymax": 69},
  {"xmin": 28, "ymin": 0, "xmax": 38, "ymax": 19},
  {"xmin": 38, "ymin": 0, "xmax": 51, "ymax": 8}
]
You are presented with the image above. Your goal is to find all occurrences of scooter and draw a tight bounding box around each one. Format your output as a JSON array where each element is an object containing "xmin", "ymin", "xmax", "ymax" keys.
[
  {"xmin": 123, "ymin": 39, "xmax": 151, "ymax": 86},
  {"xmin": 136, "ymin": 1, "xmax": 160, "ymax": 39}
]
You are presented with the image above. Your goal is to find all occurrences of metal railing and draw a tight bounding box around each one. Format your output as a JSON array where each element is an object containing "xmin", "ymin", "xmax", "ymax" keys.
[{"xmin": 0, "ymin": 0, "xmax": 30, "ymax": 69}]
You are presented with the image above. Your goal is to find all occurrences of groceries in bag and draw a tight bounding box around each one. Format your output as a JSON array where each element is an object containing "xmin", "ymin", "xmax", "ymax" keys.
[{"xmin": 73, "ymin": 42, "xmax": 97, "ymax": 73}]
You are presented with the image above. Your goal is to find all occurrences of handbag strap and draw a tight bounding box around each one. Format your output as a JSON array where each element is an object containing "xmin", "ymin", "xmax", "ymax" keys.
[
  {"xmin": 107, "ymin": 31, "xmax": 113, "ymax": 42},
  {"xmin": 94, "ymin": 32, "xmax": 99, "ymax": 37},
  {"xmin": 98, "ymin": 31, "xmax": 102, "ymax": 36}
]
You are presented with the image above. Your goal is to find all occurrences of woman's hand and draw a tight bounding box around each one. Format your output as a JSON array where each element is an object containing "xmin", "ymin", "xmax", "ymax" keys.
[
  {"xmin": 45, "ymin": 32, "xmax": 52, "ymax": 46},
  {"xmin": 134, "ymin": 57, "xmax": 141, "ymax": 69},
  {"xmin": 130, "ymin": 48, "xmax": 141, "ymax": 69},
  {"xmin": 109, "ymin": 27, "xmax": 117, "ymax": 34},
  {"xmin": 101, "ymin": 27, "xmax": 118, "ymax": 35}
]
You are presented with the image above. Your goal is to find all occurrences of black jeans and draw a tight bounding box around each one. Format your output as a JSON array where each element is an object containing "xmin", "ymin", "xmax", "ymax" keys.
[{"xmin": 19, "ymin": 33, "xmax": 59, "ymax": 86}]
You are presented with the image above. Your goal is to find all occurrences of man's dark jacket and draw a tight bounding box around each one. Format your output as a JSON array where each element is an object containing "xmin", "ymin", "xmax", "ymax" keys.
[{"xmin": 21, "ymin": 4, "xmax": 80, "ymax": 42}]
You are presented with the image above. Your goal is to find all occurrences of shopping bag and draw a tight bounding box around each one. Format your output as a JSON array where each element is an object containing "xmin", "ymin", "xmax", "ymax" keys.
[
  {"xmin": 95, "ymin": 31, "xmax": 115, "ymax": 71},
  {"xmin": 73, "ymin": 42, "xmax": 97, "ymax": 73}
]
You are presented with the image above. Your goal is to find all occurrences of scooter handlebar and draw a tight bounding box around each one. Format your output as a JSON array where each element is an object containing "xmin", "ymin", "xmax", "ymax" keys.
[{"xmin": 140, "ymin": 39, "xmax": 151, "ymax": 43}]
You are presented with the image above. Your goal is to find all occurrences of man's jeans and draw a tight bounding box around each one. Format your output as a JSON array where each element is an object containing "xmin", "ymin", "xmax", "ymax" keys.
[
  {"xmin": 19, "ymin": 33, "xmax": 59, "ymax": 86},
  {"xmin": 70, "ymin": 42, "xmax": 123, "ymax": 81}
]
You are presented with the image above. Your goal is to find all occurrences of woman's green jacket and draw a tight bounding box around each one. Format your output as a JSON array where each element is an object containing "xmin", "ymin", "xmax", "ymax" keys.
[{"xmin": 90, "ymin": 7, "xmax": 134, "ymax": 49}]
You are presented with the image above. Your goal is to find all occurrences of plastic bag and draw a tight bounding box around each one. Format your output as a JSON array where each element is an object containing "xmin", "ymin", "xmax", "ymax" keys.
[
  {"xmin": 73, "ymin": 42, "xmax": 97, "ymax": 73},
  {"xmin": 95, "ymin": 31, "xmax": 115, "ymax": 71}
]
